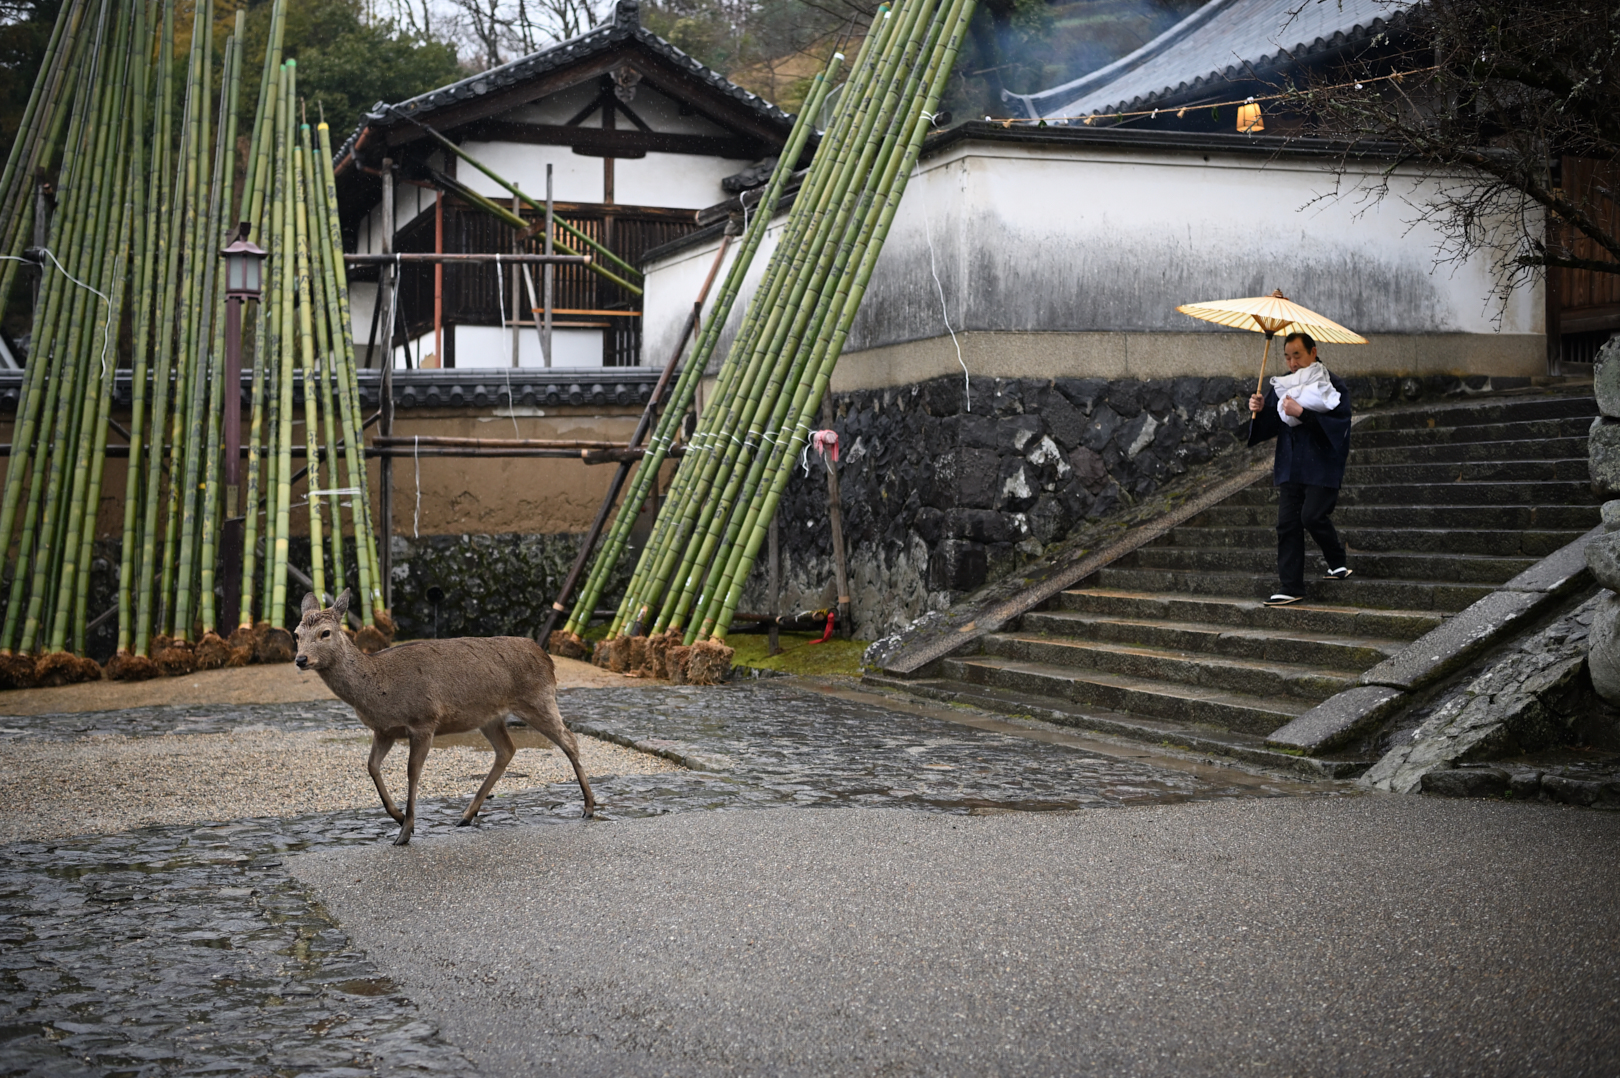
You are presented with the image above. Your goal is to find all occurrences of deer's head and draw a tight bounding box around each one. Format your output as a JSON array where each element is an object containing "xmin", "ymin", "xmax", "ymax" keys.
[{"xmin": 295, "ymin": 589, "xmax": 353, "ymax": 671}]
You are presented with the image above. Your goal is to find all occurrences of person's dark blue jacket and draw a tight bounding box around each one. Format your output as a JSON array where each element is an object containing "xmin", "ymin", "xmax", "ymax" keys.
[{"xmin": 1246, "ymin": 370, "xmax": 1353, "ymax": 488}]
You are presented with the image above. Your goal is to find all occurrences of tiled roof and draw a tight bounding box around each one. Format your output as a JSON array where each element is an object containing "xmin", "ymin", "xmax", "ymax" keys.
[
  {"xmin": 334, "ymin": 0, "xmax": 792, "ymax": 165},
  {"xmin": 1004, "ymin": 0, "xmax": 1411, "ymax": 121}
]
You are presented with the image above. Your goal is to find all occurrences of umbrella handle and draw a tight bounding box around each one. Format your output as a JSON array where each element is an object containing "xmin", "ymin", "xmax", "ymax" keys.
[{"xmin": 1255, "ymin": 334, "xmax": 1274, "ymax": 399}]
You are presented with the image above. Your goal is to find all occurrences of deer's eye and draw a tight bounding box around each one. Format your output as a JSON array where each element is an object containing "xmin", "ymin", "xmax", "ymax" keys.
[{"xmin": 320, "ymin": 629, "xmax": 331, "ymax": 639}]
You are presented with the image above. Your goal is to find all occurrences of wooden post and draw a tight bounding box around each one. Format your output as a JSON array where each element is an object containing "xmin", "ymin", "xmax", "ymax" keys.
[
  {"xmin": 379, "ymin": 159, "xmax": 395, "ymax": 608},
  {"xmin": 822, "ymin": 397, "xmax": 851, "ymax": 637},
  {"xmin": 767, "ymin": 514, "xmax": 780, "ymax": 656},
  {"xmin": 543, "ymin": 164, "xmax": 553, "ymax": 367},
  {"xmin": 433, "ymin": 178, "xmax": 443, "ymax": 368}
]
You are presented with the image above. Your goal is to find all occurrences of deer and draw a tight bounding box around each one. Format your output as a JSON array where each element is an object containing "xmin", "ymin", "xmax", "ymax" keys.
[{"xmin": 293, "ymin": 590, "xmax": 596, "ymax": 846}]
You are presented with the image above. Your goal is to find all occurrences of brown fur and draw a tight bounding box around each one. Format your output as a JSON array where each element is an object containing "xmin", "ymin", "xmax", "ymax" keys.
[
  {"xmin": 294, "ymin": 590, "xmax": 596, "ymax": 846},
  {"xmin": 0, "ymin": 652, "xmax": 38, "ymax": 690},
  {"xmin": 105, "ymin": 651, "xmax": 161, "ymax": 681},
  {"xmin": 547, "ymin": 630, "xmax": 590, "ymax": 661},
  {"xmin": 255, "ymin": 626, "xmax": 296, "ymax": 664},
  {"xmin": 685, "ymin": 639, "xmax": 734, "ymax": 685},
  {"xmin": 667, "ymin": 645, "xmax": 692, "ymax": 684},
  {"xmin": 35, "ymin": 651, "xmax": 102, "ymax": 687},
  {"xmin": 194, "ymin": 632, "xmax": 230, "ymax": 670}
]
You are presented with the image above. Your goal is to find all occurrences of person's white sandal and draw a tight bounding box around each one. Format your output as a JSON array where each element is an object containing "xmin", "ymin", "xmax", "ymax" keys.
[
  {"xmin": 1323, "ymin": 567, "xmax": 1353, "ymax": 580},
  {"xmin": 1263, "ymin": 593, "xmax": 1303, "ymax": 607}
]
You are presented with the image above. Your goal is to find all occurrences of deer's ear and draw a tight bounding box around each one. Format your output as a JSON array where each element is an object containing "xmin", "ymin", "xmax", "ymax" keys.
[
  {"xmin": 333, "ymin": 588, "xmax": 352, "ymax": 621},
  {"xmin": 300, "ymin": 592, "xmax": 319, "ymax": 616}
]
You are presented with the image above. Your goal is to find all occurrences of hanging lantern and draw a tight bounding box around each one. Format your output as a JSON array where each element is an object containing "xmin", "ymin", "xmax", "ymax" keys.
[{"xmin": 1237, "ymin": 100, "xmax": 1263, "ymax": 133}]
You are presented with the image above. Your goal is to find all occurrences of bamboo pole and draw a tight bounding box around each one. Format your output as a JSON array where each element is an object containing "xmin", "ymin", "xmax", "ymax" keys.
[
  {"xmin": 316, "ymin": 119, "xmax": 381, "ymax": 625},
  {"xmin": 559, "ymin": 41, "xmax": 856, "ymax": 638},
  {"xmin": 116, "ymin": 0, "xmax": 166, "ymax": 658},
  {"xmin": 293, "ymin": 117, "xmax": 327, "ymax": 603},
  {"xmin": 268, "ymin": 61, "xmax": 298, "ymax": 625},
  {"xmin": 701, "ymin": 0, "xmax": 978, "ymax": 641},
  {"xmin": 197, "ymin": 19, "xmax": 245, "ymax": 635}
]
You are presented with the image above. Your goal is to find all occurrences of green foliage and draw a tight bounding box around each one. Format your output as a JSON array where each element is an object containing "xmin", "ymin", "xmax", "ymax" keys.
[
  {"xmin": 728, "ymin": 631, "xmax": 868, "ymax": 677},
  {"xmin": 240, "ymin": 0, "xmax": 460, "ymax": 138},
  {"xmin": 0, "ymin": 0, "xmax": 62, "ymax": 147}
]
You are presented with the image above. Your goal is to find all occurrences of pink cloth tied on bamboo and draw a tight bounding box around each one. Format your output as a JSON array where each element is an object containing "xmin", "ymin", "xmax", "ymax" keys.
[{"xmin": 811, "ymin": 429, "xmax": 839, "ymax": 462}]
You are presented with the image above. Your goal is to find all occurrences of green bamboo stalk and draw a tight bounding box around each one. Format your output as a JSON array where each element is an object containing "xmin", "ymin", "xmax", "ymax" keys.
[
  {"xmin": 293, "ymin": 118, "xmax": 326, "ymax": 602},
  {"xmin": 302, "ymin": 124, "xmax": 345, "ymax": 601},
  {"xmin": 22, "ymin": 0, "xmax": 125, "ymax": 653},
  {"xmin": 701, "ymin": 0, "xmax": 977, "ymax": 642},
  {"xmin": 115, "ymin": 0, "xmax": 164, "ymax": 657},
  {"xmin": 268, "ymin": 61, "xmax": 298, "ymax": 625},
  {"xmin": 133, "ymin": 0, "xmax": 180, "ymax": 654},
  {"xmin": 241, "ymin": 0, "xmax": 288, "ymax": 241},
  {"xmin": 169, "ymin": 0, "xmax": 219, "ymax": 642},
  {"xmin": 663, "ymin": 0, "xmax": 943, "ymax": 638},
  {"xmin": 197, "ymin": 18, "xmax": 246, "ymax": 635},
  {"xmin": 0, "ymin": 0, "xmax": 87, "ymax": 257},
  {"xmin": 316, "ymin": 120, "xmax": 379, "ymax": 625},
  {"xmin": 0, "ymin": 11, "xmax": 100, "ymax": 654},
  {"xmin": 156, "ymin": 0, "xmax": 209, "ymax": 637},
  {"xmin": 240, "ymin": 199, "xmax": 273, "ymax": 625},
  {"xmin": 559, "ymin": 34, "xmax": 868, "ymax": 637},
  {"xmin": 647, "ymin": 8, "xmax": 930, "ymax": 635},
  {"xmin": 405, "ymin": 124, "xmax": 644, "ymax": 293},
  {"xmin": 621, "ymin": 11, "xmax": 905, "ymax": 636}
]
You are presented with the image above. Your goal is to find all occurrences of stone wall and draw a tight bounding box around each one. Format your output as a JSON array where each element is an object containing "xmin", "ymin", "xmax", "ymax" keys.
[{"xmin": 749, "ymin": 371, "xmax": 1500, "ymax": 642}]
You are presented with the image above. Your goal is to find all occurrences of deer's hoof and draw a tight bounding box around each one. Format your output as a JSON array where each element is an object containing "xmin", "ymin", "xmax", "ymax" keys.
[
  {"xmin": 582, "ymin": 805, "xmax": 596, "ymax": 819},
  {"xmin": 456, "ymin": 817, "xmax": 474, "ymax": 827},
  {"xmin": 393, "ymin": 828, "xmax": 414, "ymax": 846}
]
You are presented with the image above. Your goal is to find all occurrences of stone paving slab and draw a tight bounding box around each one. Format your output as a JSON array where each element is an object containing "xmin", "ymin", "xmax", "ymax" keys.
[
  {"xmin": 0, "ymin": 682, "xmax": 1299, "ymax": 1075},
  {"xmin": 0, "ymin": 699, "xmax": 359, "ymax": 741}
]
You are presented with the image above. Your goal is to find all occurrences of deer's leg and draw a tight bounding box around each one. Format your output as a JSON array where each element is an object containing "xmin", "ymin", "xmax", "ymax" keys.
[
  {"xmin": 395, "ymin": 729, "xmax": 433, "ymax": 846},
  {"xmin": 460, "ymin": 718, "xmax": 516, "ymax": 826},
  {"xmin": 519, "ymin": 696, "xmax": 595, "ymax": 818},
  {"xmin": 367, "ymin": 733, "xmax": 405, "ymax": 824}
]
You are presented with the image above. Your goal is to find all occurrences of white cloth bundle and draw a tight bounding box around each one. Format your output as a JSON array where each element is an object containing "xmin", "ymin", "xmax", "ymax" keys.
[{"xmin": 1270, "ymin": 361, "xmax": 1340, "ymax": 427}]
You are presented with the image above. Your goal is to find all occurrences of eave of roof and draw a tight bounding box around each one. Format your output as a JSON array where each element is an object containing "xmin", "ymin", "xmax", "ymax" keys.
[
  {"xmin": 1004, "ymin": 0, "xmax": 1412, "ymax": 121},
  {"xmin": 333, "ymin": 0, "xmax": 793, "ymax": 174}
]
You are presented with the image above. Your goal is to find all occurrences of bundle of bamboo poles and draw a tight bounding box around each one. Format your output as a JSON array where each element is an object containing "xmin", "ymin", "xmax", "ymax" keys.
[
  {"xmin": 0, "ymin": 0, "xmax": 388, "ymax": 687},
  {"xmin": 552, "ymin": 0, "xmax": 976, "ymax": 681}
]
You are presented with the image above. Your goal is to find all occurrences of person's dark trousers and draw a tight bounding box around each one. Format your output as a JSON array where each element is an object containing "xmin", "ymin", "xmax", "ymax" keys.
[{"xmin": 1276, "ymin": 482, "xmax": 1347, "ymax": 596}]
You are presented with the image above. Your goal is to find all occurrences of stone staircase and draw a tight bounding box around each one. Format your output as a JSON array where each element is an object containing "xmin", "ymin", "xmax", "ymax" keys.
[{"xmin": 868, "ymin": 387, "xmax": 1602, "ymax": 776}]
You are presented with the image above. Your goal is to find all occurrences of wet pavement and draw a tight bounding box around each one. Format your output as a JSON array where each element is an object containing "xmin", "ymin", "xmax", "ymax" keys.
[{"xmin": 2, "ymin": 681, "xmax": 1333, "ymax": 1075}]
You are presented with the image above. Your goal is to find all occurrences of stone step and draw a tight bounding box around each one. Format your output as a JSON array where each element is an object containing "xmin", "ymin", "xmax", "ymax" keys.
[
  {"xmin": 1356, "ymin": 395, "xmax": 1596, "ymax": 431},
  {"xmin": 940, "ymin": 654, "xmax": 1311, "ymax": 734},
  {"xmin": 1340, "ymin": 459, "xmax": 1592, "ymax": 485},
  {"xmin": 1351, "ymin": 416, "xmax": 1593, "ymax": 449},
  {"xmin": 1051, "ymin": 588, "xmax": 1445, "ymax": 639},
  {"xmin": 1086, "ymin": 566, "xmax": 1492, "ymax": 610},
  {"xmin": 1017, "ymin": 608, "xmax": 1407, "ymax": 668},
  {"xmin": 1122, "ymin": 545, "xmax": 1536, "ymax": 583},
  {"xmin": 981, "ymin": 633, "xmax": 1360, "ymax": 701},
  {"xmin": 1191, "ymin": 502, "xmax": 1599, "ymax": 531},
  {"xmin": 859, "ymin": 674, "xmax": 1369, "ymax": 779},
  {"xmin": 1347, "ymin": 436, "xmax": 1588, "ymax": 465},
  {"xmin": 1221, "ymin": 481, "xmax": 1598, "ymax": 508},
  {"xmin": 1162, "ymin": 525, "xmax": 1584, "ymax": 558}
]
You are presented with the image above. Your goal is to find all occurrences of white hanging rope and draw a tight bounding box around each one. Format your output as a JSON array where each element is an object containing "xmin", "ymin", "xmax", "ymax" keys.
[
  {"xmin": 494, "ymin": 253, "xmax": 519, "ymax": 437},
  {"xmin": 0, "ymin": 250, "xmax": 116, "ymax": 375}
]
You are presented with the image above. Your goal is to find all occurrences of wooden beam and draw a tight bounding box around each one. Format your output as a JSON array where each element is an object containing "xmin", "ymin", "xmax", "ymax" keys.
[{"xmin": 465, "ymin": 119, "xmax": 760, "ymax": 160}]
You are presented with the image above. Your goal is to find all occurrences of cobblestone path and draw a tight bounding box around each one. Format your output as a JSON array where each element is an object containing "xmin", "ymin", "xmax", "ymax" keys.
[{"xmin": 0, "ymin": 681, "xmax": 1324, "ymax": 1075}]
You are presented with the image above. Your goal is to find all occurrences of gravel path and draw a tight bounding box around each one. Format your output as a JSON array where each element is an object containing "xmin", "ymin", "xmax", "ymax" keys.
[{"xmin": 0, "ymin": 729, "xmax": 680, "ymax": 844}]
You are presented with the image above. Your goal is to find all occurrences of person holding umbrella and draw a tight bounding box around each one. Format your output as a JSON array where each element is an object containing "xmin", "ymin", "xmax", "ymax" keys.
[
  {"xmin": 1175, "ymin": 289, "xmax": 1365, "ymax": 608},
  {"xmin": 1247, "ymin": 331, "xmax": 1353, "ymax": 606}
]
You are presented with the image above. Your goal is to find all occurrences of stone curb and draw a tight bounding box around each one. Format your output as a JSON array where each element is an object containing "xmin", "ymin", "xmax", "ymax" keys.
[{"xmin": 1266, "ymin": 526, "xmax": 1604, "ymax": 755}]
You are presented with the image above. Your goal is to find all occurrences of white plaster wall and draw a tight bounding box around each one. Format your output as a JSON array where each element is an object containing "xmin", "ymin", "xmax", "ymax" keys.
[
  {"xmin": 640, "ymin": 218, "xmax": 784, "ymax": 372},
  {"xmin": 452, "ymin": 324, "xmax": 604, "ymax": 367},
  {"xmin": 456, "ymin": 140, "xmax": 604, "ymax": 203},
  {"xmin": 614, "ymin": 151, "xmax": 754, "ymax": 209},
  {"xmin": 642, "ymin": 138, "xmax": 1548, "ymax": 385}
]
